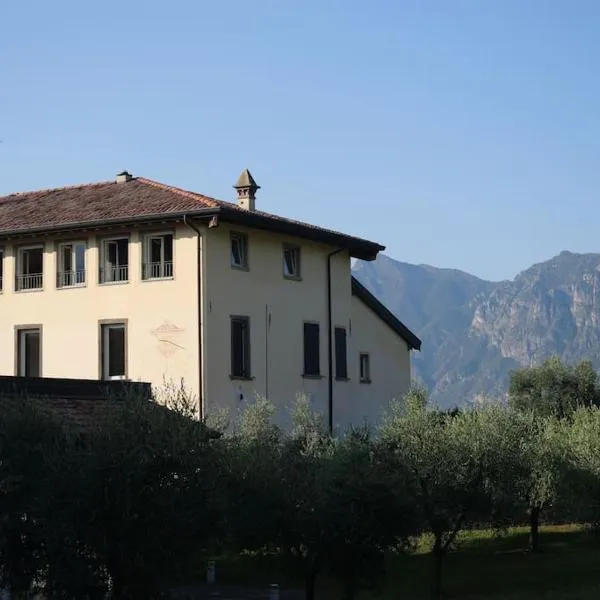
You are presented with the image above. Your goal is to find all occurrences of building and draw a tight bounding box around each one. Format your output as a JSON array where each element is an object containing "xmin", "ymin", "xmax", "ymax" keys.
[{"xmin": 0, "ymin": 170, "xmax": 420, "ymax": 431}]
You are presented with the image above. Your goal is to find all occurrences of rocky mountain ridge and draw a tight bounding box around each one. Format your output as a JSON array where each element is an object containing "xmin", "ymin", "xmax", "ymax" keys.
[{"xmin": 352, "ymin": 251, "xmax": 600, "ymax": 408}]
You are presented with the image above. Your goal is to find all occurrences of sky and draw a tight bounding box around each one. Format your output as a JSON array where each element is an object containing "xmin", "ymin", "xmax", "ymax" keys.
[{"xmin": 2, "ymin": 1, "xmax": 600, "ymax": 282}]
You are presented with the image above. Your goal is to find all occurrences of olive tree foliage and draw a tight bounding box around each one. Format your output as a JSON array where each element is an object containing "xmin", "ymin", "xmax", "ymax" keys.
[
  {"xmin": 222, "ymin": 397, "xmax": 287, "ymax": 553},
  {"xmin": 229, "ymin": 395, "xmax": 417, "ymax": 600},
  {"xmin": 504, "ymin": 414, "xmax": 569, "ymax": 553},
  {"xmin": 72, "ymin": 396, "xmax": 223, "ymax": 600},
  {"xmin": 379, "ymin": 388, "xmax": 527, "ymax": 599},
  {"xmin": 0, "ymin": 398, "xmax": 80, "ymax": 599},
  {"xmin": 564, "ymin": 407, "xmax": 600, "ymax": 529},
  {"xmin": 509, "ymin": 356, "xmax": 600, "ymax": 418}
]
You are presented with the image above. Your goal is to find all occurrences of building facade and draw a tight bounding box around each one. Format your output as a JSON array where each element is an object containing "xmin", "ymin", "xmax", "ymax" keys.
[{"xmin": 0, "ymin": 170, "xmax": 420, "ymax": 430}]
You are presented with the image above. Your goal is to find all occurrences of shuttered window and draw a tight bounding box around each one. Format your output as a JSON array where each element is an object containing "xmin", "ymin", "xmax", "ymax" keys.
[
  {"xmin": 335, "ymin": 327, "xmax": 348, "ymax": 379},
  {"xmin": 231, "ymin": 316, "xmax": 251, "ymax": 378},
  {"xmin": 303, "ymin": 323, "xmax": 320, "ymax": 376}
]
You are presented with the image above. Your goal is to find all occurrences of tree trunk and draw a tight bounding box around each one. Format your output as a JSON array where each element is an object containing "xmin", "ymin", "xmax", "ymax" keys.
[
  {"xmin": 305, "ymin": 560, "xmax": 318, "ymax": 600},
  {"xmin": 431, "ymin": 535, "xmax": 444, "ymax": 599},
  {"xmin": 529, "ymin": 505, "xmax": 541, "ymax": 553}
]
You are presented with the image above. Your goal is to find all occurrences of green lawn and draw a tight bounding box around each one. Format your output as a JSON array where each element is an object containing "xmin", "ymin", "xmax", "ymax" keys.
[{"xmin": 204, "ymin": 525, "xmax": 600, "ymax": 599}]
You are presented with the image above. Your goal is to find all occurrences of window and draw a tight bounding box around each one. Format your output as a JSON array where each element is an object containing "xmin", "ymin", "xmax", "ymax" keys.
[
  {"xmin": 143, "ymin": 233, "xmax": 174, "ymax": 280},
  {"xmin": 101, "ymin": 322, "xmax": 127, "ymax": 380},
  {"xmin": 283, "ymin": 245, "xmax": 301, "ymax": 279},
  {"xmin": 16, "ymin": 245, "xmax": 44, "ymax": 291},
  {"xmin": 359, "ymin": 353, "xmax": 371, "ymax": 383},
  {"xmin": 303, "ymin": 322, "xmax": 320, "ymax": 376},
  {"xmin": 16, "ymin": 327, "xmax": 41, "ymax": 377},
  {"xmin": 335, "ymin": 327, "xmax": 348, "ymax": 380},
  {"xmin": 230, "ymin": 232, "xmax": 249, "ymax": 269},
  {"xmin": 100, "ymin": 238, "xmax": 129, "ymax": 283},
  {"xmin": 57, "ymin": 241, "xmax": 86, "ymax": 288},
  {"xmin": 0, "ymin": 248, "xmax": 3, "ymax": 292},
  {"xmin": 231, "ymin": 316, "xmax": 251, "ymax": 379}
]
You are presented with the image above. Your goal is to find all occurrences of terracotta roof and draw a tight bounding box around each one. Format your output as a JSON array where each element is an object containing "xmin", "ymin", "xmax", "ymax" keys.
[
  {"xmin": 351, "ymin": 277, "xmax": 422, "ymax": 350},
  {"xmin": 0, "ymin": 176, "xmax": 383, "ymax": 260}
]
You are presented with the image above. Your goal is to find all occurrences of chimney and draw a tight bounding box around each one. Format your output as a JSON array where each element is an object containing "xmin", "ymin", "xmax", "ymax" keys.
[
  {"xmin": 233, "ymin": 169, "xmax": 260, "ymax": 211},
  {"xmin": 116, "ymin": 170, "xmax": 133, "ymax": 184}
]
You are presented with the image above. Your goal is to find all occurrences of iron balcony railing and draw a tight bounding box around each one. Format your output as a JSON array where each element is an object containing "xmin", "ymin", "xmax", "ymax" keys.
[
  {"xmin": 16, "ymin": 273, "xmax": 43, "ymax": 291},
  {"xmin": 143, "ymin": 261, "xmax": 173, "ymax": 280},
  {"xmin": 99, "ymin": 265, "xmax": 129, "ymax": 284},
  {"xmin": 57, "ymin": 270, "xmax": 86, "ymax": 288}
]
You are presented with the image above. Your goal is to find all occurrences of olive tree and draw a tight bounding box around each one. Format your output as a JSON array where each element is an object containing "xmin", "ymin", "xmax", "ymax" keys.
[
  {"xmin": 564, "ymin": 407, "xmax": 600, "ymax": 529},
  {"xmin": 69, "ymin": 396, "xmax": 222, "ymax": 599},
  {"xmin": 509, "ymin": 357, "xmax": 600, "ymax": 418},
  {"xmin": 380, "ymin": 389, "xmax": 524, "ymax": 598}
]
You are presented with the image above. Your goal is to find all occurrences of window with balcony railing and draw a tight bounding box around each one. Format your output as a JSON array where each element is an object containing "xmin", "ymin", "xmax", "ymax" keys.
[
  {"xmin": 100, "ymin": 237, "xmax": 129, "ymax": 284},
  {"xmin": 16, "ymin": 246, "xmax": 44, "ymax": 291},
  {"xmin": 142, "ymin": 233, "xmax": 174, "ymax": 280},
  {"xmin": 57, "ymin": 241, "xmax": 86, "ymax": 288}
]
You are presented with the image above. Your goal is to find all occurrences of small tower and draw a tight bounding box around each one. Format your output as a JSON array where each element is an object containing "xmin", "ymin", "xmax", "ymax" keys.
[{"xmin": 233, "ymin": 169, "xmax": 260, "ymax": 211}]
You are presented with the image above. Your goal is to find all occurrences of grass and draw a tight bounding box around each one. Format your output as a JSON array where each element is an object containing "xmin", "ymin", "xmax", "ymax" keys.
[{"xmin": 203, "ymin": 525, "xmax": 600, "ymax": 599}]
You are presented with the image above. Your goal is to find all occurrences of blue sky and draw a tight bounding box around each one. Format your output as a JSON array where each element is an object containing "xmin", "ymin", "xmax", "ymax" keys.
[{"xmin": 2, "ymin": 0, "xmax": 600, "ymax": 281}]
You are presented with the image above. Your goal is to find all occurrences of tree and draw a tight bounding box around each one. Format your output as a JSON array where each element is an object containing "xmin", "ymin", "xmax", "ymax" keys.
[
  {"xmin": 504, "ymin": 413, "xmax": 567, "ymax": 553},
  {"xmin": 564, "ymin": 407, "xmax": 600, "ymax": 530},
  {"xmin": 380, "ymin": 389, "xmax": 517, "ymax": 599},
  {"xmin": 509, "ymin": 356, "xmax": 600, "ymax": 418},
  {"xmin": 230, "ymin": 396, "xmax": 416, "ymax": 600},
  {"xmin": 0, "ymin": 397, "xmax": 71, "ymax": 598},
  {"xmin": 68, "ymin": 396, "xmax": 222, "ymax": 599}
]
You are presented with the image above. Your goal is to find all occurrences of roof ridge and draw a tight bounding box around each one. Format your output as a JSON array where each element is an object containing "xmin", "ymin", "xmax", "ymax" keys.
[
  {"xmin": 136, "ymin": 177, "xmax": 225, "ymax": 208},
  {"xmin": 0, "ymin": 180, "xmax": 113, "ymax": 204}
]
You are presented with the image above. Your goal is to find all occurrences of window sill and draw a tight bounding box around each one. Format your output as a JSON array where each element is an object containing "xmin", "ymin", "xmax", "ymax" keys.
[
  {"xmin": 335, "ymin": 377, "xmax": 350, "ymax": 382},
  {"xmin": 360, "ymin": 379, "xmax": 372, "ymax": 385},
  {"xmin": 57, "ymin": 284, "xmax": 87, "ymax": 290},
  {"xmin": 283, "ymin": 275, "xmax": 302, "ymax": 282},
  {"xmin": 99, "ymin": 280, "xmax": 130, "ymax": 286},
  {"xmin": 142, "ymin": 277, "xmax": 175, "ymax": 283},
  {"xmin": 230, "ymin": 375, "xmax": 254, "ymax": 381},
  {"xmin": 231, "ymin": 264, "xmax": 250, "ymax": 272},
  {"xmin": 16, "ymin": 288, "xmax": 43, "ymax": 293},
  {"xmin": 302, "ymin": 374, "xmax": 324, "ymax": 380}
]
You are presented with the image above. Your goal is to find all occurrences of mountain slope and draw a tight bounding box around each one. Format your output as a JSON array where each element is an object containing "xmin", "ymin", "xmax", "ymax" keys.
[{"xmin": 352, "ymin": 251, "xmax": 600, "ymax": 408}]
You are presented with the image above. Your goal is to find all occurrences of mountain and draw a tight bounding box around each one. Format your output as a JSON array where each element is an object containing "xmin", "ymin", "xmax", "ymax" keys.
[{"xmin": 352, "ymin": 251, "xmax": 600, "ymax": 408}]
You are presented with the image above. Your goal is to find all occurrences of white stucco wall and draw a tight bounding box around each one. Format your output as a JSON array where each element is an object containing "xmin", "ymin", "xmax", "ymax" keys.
[
  {"xmin": 201, "ymin": 222, "xmax": 352, "ymax": 429},
  {"xmin": 343, "ymin": 294, "xmax": 412, "ymax": 428},
  {"xmin": 200, "ymin": 222, "xmax": 413, "ymax": 431},
  {"xmin": 0, "ymin": 226, "xmax": 201, "ymax": 401},
  {"xmin": 0, "ymin": 219, "xmax": 413, "ymax": 431}
]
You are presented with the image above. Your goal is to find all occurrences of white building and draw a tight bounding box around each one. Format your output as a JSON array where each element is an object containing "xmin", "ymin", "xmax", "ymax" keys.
[{"xmin": 0, "ymin": 169, "xmax": 420, "ymax": 430}]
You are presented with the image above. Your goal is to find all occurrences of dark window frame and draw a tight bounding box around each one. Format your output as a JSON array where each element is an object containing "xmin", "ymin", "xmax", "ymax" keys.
[
  {"xmin": 230, "ymin": 232, "xmax": 249, "ymax": 270},
  {"xmin": 359, "ymin": 352, "xmax": 371, "ymax": 384},
  {"xmin": 0, "ymin": 247, "xmax": 3, "ymax": 292},
  {"xmin": 15, "ymin": 325, "xmax": 43, "ymax": 377},
  {"xmin": 303, "ymin": 321, "xmax": 321, "ymax": 377},
  {"xmin": 99, "ymin": 320, "xmax": 128, "ymax": 380},
  {"xmin": 230, "ymin": 315, "xmax": 251, "ymax": 379},
  {"xmin": 335, "ymin": 327, "xmax": 348, "ymax": 380}
]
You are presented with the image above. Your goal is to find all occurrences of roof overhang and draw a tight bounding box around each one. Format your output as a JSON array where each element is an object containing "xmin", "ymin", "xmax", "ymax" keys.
[
  {"xmin": 217, "ymin": 206, "xmax": 384, "ymax": 260},
  {"xmin": 0, "ymin": 205, "xmax": 384, "ymax": 261}
]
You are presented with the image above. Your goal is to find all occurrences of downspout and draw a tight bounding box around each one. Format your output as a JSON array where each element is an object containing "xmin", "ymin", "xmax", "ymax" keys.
[
  {"xmin": 327, "ymin": 248, "xmax": 345, "ymax": 435},
  {"xmin": 183, "ymin": 215, "xmax": 204, "ymax": 420}
]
